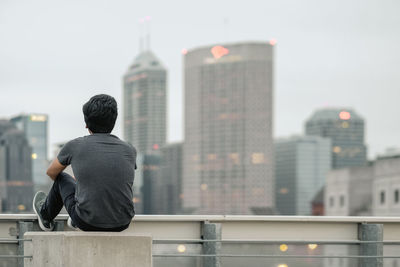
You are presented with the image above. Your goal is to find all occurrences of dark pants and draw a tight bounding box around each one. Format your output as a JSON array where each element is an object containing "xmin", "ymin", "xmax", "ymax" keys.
[{"xmin": 40, "ymin": 172, "xmax": 129, "ymax": 232}]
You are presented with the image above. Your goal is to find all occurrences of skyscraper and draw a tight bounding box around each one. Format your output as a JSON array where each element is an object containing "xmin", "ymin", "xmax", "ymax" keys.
[
  {"xmin": 305, "ymin": 108, "xmax": 367, "ymax": 169},
  {"xmin": 123, "ymin": 51, "xmax": 167, "ymax": 153},
  {"xmin": 11, "ymin": 114, "xmax": 48, "ymax": 191},
  {"xmin": 0, "ymin": 120, "xmax": 33, "ymax": 212},
  {"xmin": 275, "ymin": 136, "xmax": 331, "ymax": 215},
  {"xmin": 159, "ymin": 143, "xmax": 183, "ymax": 214},
  {"xmin": 182, "ymin": 41, "xmax": 275, "ymax": 215}
]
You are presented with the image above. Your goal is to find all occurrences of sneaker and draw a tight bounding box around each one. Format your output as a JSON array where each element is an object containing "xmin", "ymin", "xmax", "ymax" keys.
[
  {"xmin": 33, "ymin": 191, "xmax": 54, "ymax": 231},
  {"xmin": 67, "ymin": 217, "xmax": 78, "ymax": 230}
]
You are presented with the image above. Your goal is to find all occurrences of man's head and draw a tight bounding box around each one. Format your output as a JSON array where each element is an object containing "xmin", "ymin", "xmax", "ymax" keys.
[{"xmin": 82, "ymin": 94, "xmax": 118, "ymax": 133}]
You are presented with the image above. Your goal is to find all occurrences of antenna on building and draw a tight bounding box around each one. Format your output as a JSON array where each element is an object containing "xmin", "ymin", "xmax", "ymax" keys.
[
  {"xmin": 145, "ymin": 16, "xmax": 152, "ymax": 51},
  {"xmin": 139, "ymin": 18, "xmax": 145, "ymax": 53}
]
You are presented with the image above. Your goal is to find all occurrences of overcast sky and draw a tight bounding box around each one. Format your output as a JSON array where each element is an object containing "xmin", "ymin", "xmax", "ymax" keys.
[{"xmin": 1, "ymin": 0, "xmax": 399, "ymax": 158}]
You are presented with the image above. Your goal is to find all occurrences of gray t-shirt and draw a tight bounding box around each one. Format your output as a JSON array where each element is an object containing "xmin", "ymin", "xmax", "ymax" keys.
[{"xmin": 57, "ymin": 133, "xmax": 137, "ymax": 228}]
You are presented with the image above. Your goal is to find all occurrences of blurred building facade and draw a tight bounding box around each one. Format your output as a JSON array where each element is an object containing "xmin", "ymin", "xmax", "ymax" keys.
[
  {"xmin": 325, "ymin": 154, "xmax": 400, "ymax": 216},
  {"xmin": 372, "ymin": 155, "xmax": 400, "ymax": 216},
  {"xmin": 275, "ymin": 136, "xmax": 331, "ymax": 215},
  {"xmin": 0, "ymin": 120, "xmax": 33, "ymax": 212},
  {"xmin": 11, "ymin": 114, "xmax": 48, "ymax": 192},
  {"xmin": 133, "ymin": 143, "xmax": 183, "ymax": 215},
  {"xmin": 182, "ymin": 42, "xmax": 275, "ymax": 214},
  {"xmin": 159, "ymin": 143, "xmax": 183, "ymax": 214},
  {"xmin": 123, "ymin": 49, "xmax": 168, "ymax": 214},
  {"xmin": 305, "ymin": 108, "xmax": 367, "ymax": 169},
  {"xmin": 123, "ymin": 50, "xmax": 167, "ymax": 153},
  {"xmin": 325, "ymin": 165, "xmax": 374, "ymax": 216}
]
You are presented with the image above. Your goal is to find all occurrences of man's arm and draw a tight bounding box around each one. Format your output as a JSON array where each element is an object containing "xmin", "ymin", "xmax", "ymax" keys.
[{"xmin": 46, "ymin": 158, "xmax": 66, "ymax": 181}]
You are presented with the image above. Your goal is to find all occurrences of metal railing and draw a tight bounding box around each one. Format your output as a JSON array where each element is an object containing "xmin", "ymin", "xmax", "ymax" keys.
[{"xmin": 1, "ymin": 214, "xmax": 400, "ymax": 266}]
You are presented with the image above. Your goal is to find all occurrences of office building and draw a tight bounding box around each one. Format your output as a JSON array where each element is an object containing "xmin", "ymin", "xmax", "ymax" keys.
[
  {"xmin": 305, "ymin": 108, "xmax": 367, "ymax": 169},
  {"xmin": 182, "ymin": 41, "xmax": 275, "ymax": 214},
  {"xmin": 140, "ymin": 153, "xmax": 162, "ymax": 214},
  {"xmin": 123, "ymin": 50, "xmax": 167, "ymax": 153},
  {"xmin": 134, "ymin": 143, "xmax": 183, "ymax": 215},
  {"xmin": 0, "ymin": 120, "xmax": 33, "ymax": 212},
  {"xmin": 325, "ymin": 165, "xmax": 374, "ymax": 216},
  {"xmin": 275, "ymin": 136, "xmax": 331, "ymax": 215},
  {"xmin": 372, "ymin": 154, "xmax": 400, "ymax": 216},
  {"xmin": 159, "ymin": 143, "xmax": 183, "ymax": 214},
  {"xmin": 11, "ymin": 114, "xmax": 48, "ymax": 192}
]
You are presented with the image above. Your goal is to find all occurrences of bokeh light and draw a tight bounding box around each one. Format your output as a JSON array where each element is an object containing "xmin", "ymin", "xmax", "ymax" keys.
[
  {"xmin": 279, "ymin": 244, "xmax": 288, "ymax": 252},
  {"xmin": 339, "ymin": 111, "xmax": 351, "ymax": 120}
]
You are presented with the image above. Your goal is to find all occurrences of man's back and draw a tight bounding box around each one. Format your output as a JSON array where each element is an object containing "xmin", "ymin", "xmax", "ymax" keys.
[{"xmin": 58, "ymin": 133, "xmax": 137, "ymax": 228}]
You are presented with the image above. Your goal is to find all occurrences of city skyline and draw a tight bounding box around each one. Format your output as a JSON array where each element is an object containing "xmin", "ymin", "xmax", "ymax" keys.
[{"xmin": 1, "ymin": 0, "xmax": 399, "ymax": 158}]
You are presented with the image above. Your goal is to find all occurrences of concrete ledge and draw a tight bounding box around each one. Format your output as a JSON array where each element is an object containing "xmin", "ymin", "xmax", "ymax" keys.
[{"xmin": 24, "ymin": 232, "xmax": 152, "ymax": 267}]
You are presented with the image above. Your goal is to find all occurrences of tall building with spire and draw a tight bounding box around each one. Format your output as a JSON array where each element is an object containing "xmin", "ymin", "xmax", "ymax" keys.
[
  {"xmin": 182, "ymin": 41, "xmax": 275, "ymax": 215},
  {"xmin": 123, "ymin": 49, "xmax": 167, "ymax": 213},
  {"xmin": 123, "ymin": 51, "xmax": 167, "ymax": 153}
]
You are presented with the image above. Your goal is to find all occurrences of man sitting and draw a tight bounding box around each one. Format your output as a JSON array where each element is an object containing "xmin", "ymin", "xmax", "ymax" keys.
[{"xmin": 33, "ymin": 94, "xmax": 137, "ymax": 231}]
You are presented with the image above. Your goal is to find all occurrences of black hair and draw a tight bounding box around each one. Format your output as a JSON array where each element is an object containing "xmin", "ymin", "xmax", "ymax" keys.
[{"xmin": 82, "ymin": 94, "xmax": 118, "ymax": 133}]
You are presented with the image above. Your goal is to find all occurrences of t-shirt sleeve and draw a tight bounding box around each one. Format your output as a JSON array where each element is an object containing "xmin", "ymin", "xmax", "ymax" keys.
[{"xmin": 57, "ymin": 140, "xmax": 75, "ymax": 166}]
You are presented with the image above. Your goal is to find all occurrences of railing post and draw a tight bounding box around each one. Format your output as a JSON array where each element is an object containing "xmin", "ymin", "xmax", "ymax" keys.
[
  {"xmin": 18, "ymin": 221, "xmax": 33, "ymax": 267},
  {"xmin": 358, "ymin": 223, "xmax": 383, "ymax": 267},
  {"xmin": 202, "ymin": 221, "xmax": 221, "ymax": 267}
]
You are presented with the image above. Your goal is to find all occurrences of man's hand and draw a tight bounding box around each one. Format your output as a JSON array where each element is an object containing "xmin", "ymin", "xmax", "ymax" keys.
[{"xmin": 46, "ymin": 158, "xmax": 66, "ymax": 181}]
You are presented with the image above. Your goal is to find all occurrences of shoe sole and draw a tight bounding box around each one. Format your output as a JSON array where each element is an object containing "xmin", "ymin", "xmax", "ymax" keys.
[
  {"xmin": 33, "ymin": 192, "xmax": 53, "ymax": 232},
  {"xmin": 67, "ymin": 217, "xmax": 79, "ymax": 231}
]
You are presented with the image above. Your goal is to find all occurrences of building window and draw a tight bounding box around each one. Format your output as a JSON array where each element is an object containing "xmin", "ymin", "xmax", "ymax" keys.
[
  {"xmin": 251, "ymin": 153, "xmax": 265, "ymax": 164},
  {"xmin": 329, "ymin": 197, "xmax": 334, "ymax": 207},
  {"xmin": 380, "ymin": 191, "xmax": 385, "ymax": 205},
  {"xmin": 395, "ymin": 190, "xmax": 399, "ymax": 204},
  {"xmin": 340, "ymin": 195, "xmax": 345, "ymax": 207}
]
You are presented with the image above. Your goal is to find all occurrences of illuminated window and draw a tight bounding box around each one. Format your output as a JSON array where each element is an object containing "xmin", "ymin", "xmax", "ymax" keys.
[
  {"xmin": 342, "ymin": 121, "xmax": 349, "ymax": 128},
  {"xmin": 333, "ymin": 146, "xmax": 341, "ymax": 154},
  {"xmin": 31, "ymin": 153, "xmax": 38, "ymax": 159},
  {"xmin": 252, "ymin": 153, "xmax": 265, "ymax": 164},
  {"xmin": 200, "ymin": 184, "xmax": 208, "ymax": 191},
  {"xmin": 208, "ymin": 154, "xmax": 217, "ymax": 160},
  {"xmin": 229, "ymin": 153, "xmax": 239, "ymax": 164},
  {"xmin": 279, "ymin": 188, "xmax": 289, "ymax": 194},
  {"xmin": 17, "ymin": 204, "xmax": 26, "ymax": 211},
  {"xmin": 30, "ymin": 115, "xmax": 47, "ymax": 122}
]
